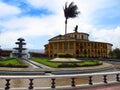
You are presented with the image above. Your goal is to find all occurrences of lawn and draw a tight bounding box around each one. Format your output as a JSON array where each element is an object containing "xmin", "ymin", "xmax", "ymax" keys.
[
  {"xmin": 0, "ymin": 58, "xmax": 28, "ymax": 68},
  {"xmin": 30, "ymin": 58, "xmax": 61, "ymax": 68},
  {"xmin": 30, "ymin": 57, "xmax": 103, "ymax": 68}
]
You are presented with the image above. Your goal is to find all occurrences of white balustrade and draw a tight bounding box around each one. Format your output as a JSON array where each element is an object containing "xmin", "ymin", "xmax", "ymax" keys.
[{"xmin": 0, "ymin": 71, "xmax": 120, "ymax": 90}]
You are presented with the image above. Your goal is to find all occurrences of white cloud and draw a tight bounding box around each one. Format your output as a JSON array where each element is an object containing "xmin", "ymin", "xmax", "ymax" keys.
[
  {"xmin": 0, "ymin": 1, "xmax": 21, "ymax": 18},
  {"xmin": 91, "ymin": 27, "xmax": 120, "ymax": 48},
  {"xmin": 26, "ymin": 0, "xmax": 64, "ymax": 13},
  {"xmin": 0, "ymin": 15, "xmax": 65, "ymax": 49},
  {"xmin": 0, "ymin": 0, "xmax": 120, "ymax": 49}
]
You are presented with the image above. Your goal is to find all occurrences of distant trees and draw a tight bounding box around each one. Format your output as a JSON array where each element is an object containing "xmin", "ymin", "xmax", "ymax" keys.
[{"xmin": 109, "ymin": 48, "xmax": 120, "ymax": 59}]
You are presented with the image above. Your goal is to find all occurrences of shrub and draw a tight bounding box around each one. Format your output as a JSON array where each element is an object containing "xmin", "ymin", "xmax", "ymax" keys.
[
  {"xmin": 58, "ymin": 63, "xmax": 79, "ymax": 68},
  {"xmin": 58, "ymin": 53, "xmax": 73, "ymax": 58}
]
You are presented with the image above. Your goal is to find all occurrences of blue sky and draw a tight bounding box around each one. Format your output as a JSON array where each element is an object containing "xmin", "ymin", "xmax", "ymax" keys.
[{"xmin": 0, "ymin": 0, "xmax": 120, "ymax": 50}]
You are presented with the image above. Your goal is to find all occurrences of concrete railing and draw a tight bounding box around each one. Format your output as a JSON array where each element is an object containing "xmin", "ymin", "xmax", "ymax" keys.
[{"xmin": 0, "ymin": 71, "xmax": 120, "ymax": 90}]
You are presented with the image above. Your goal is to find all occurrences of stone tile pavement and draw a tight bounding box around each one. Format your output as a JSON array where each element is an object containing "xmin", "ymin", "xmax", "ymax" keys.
[{"xmin": 71, "ymin": 83, "xmax": 120, "ymax": 90}]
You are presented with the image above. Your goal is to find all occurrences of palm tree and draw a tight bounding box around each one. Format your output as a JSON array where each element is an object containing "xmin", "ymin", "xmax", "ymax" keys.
[
  {"xmin": 63, "ymin": 2, "xmax": 80, "ymax": 53},
  {"xmin": 63, "ymin": 2, "xmax": 80, "ymax": 35}
]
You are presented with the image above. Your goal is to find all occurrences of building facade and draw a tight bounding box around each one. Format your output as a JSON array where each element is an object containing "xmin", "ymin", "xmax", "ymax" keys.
[{"xmin": 44, "ymin": 31, "xmax": 112, "ymax": 58}]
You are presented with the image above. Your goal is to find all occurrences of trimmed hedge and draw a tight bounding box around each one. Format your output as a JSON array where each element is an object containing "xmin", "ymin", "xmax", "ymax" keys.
[
  {"xmin": 58, "ymin": 53, "xmax": 73, "ymax": 58},
  {"xmin": 58, "ymin": 63, "xmax": 79, "ymax": 68},
  {"xmin": 58, "ymin": 60, "xmax": 103, "ymax": 68}
]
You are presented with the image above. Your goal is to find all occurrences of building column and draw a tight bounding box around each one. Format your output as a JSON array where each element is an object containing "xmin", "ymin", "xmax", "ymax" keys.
[
  {"xmin": 48, "ymin": 44, "xmax": 50, "ymax": 58},
  {"xmin": 52, "ymin": 43, "xmax": 54, "ymax": 57},
  {"xmin": 57, "ymin": 42, "xmax": 59, "ymax": 53},
  {"xmin": 68, "ymin": 42, "xmax": 70, "ymax": 54},
  {"xmin": 73, "ymin": 41, "xmax": 76, "ymax": 57},
  {"xmin": 62, "ymin": 42, "xmax": 64, "ymax": 53}
]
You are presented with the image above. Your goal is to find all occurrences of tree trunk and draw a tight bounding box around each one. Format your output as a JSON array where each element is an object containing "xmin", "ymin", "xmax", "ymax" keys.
[
  {"xmin": 65, "ymin": 19, "xmax": 67, "ymax": 53},
  {"xmin": 65, "ymin": 19, "xmax": 67, "ymax": 35}
]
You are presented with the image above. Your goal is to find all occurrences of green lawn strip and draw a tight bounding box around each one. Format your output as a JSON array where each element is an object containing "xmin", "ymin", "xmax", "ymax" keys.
[
  {"xmin": 0, "ymin": 58, "xmax": 28, "ymax": 68},
  {"xmin": 30, "ymin": 57, "xmax": 61, "ymax": 68},
  {"xmin": 30, "ymin": 58, "xmax": 103, "ymax": 68}
]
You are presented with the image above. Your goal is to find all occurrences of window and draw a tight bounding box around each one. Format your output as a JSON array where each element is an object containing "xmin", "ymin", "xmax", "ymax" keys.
[
  {"xmin": 59, "ymin": 43, "xmax": 62, "ymax": 49},
  {"xmin": 70, "ymin": 42, "xmax": 73, "ymax": 49},
  {"xmin": 81, "ymin": 35, "xmax": 84, "ymax": 39}
]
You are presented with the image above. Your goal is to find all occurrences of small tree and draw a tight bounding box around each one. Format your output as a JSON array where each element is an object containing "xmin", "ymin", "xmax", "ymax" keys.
[
  {"xmin": 109, "ymin": 48, "xmax": 120, "ymax": 59},
  {"xmin": 109, "ymin": 51, "xmax": 115, "ymax": 58},
  {"xmin": 113, "ymin": 48, "xmax": 120, "ymax": 59}
]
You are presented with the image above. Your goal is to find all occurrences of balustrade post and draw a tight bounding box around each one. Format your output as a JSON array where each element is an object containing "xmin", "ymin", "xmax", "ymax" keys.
[
  {"xmin": 103, "ymin": 75, "xmax": 107, "ymax": 84},
  {"xmin": 116, "ymin": 74, "xmax": 120, "ymax": 82},
  {"xmin": 51, "ymin": 78, "xmax": 55, "ymax": 88},
  {"xmin": 71, "ymin": 78, "xmax": 75, "ymax": 87},
  {"xmin": 29, "ymin": 79, "xmax": 34, "ymax": 89},
  {"xmin": 5, "ymin": 79, "xmax": 10, "ymax": 90},
  {"xmin": 89, "ymin": 76, "xmax": 93, "ymax": 85}
]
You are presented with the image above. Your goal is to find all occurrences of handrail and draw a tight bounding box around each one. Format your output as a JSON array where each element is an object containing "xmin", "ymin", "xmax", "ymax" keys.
[
  {"xmin": 0, "ymin": 71, "xmax": 120, "ymax": 90},
  {"xmin": 0, "ymin": 71, "xmax": 120, "ymax": 79}
]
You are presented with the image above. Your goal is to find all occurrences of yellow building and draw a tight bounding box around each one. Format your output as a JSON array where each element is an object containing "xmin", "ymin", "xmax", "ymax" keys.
[{"xmin": 44, "ymin": 31, "xmax": 112, "ymax": 58}]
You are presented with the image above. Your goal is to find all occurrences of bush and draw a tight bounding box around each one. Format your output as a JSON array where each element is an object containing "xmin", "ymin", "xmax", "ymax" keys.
[
  {"xmin": 79, "ymin": 60, "xmax": 103, "ymax": 67},
  {"xmin": 109, "ymin": 48, "xmax": 120, "ymax": 59},
  {"xmin": 58, "ymin": 53, "xmax": 73, "ymax": 58},
  {"xmin": 58, "ymin": 63, "xmax": 79, "ymax": 68}
]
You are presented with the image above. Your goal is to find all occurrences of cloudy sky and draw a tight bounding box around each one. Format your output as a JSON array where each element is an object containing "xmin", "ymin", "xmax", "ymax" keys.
[{"xmin": 0, "ymin": 0, "xmax": 120, "ymax": 50}]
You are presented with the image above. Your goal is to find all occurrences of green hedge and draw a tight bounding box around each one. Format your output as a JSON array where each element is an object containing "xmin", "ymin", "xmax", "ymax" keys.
[
  {"xmin": 58, "ymin": 63, "xmax": 79, "ymax": 68},
  {"xmin": 58, "ymin": 54, "xmax": 73, "ymax": 58}
]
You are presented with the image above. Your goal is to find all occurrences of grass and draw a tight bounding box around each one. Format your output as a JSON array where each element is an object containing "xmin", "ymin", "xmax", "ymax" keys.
[
  {"xmin": 0, "ymin": 58, "xmax": 28, "ymax": 68},
  {"xmin": 30, "ymin": 57, "xmax": 103, "ymax": 68},
  {"xmin": 30, "ymin": 57, "xmax": 61, "ymax": 68}
]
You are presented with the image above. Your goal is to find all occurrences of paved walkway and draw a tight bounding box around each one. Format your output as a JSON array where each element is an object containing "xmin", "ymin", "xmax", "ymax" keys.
[
  {"xmin": 72, "ymin": 83, "xmax": 120, "ymax": 90},
  {"xmin": 25, "ymin": 59, "xmax": 53, "ymax": 69}
]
